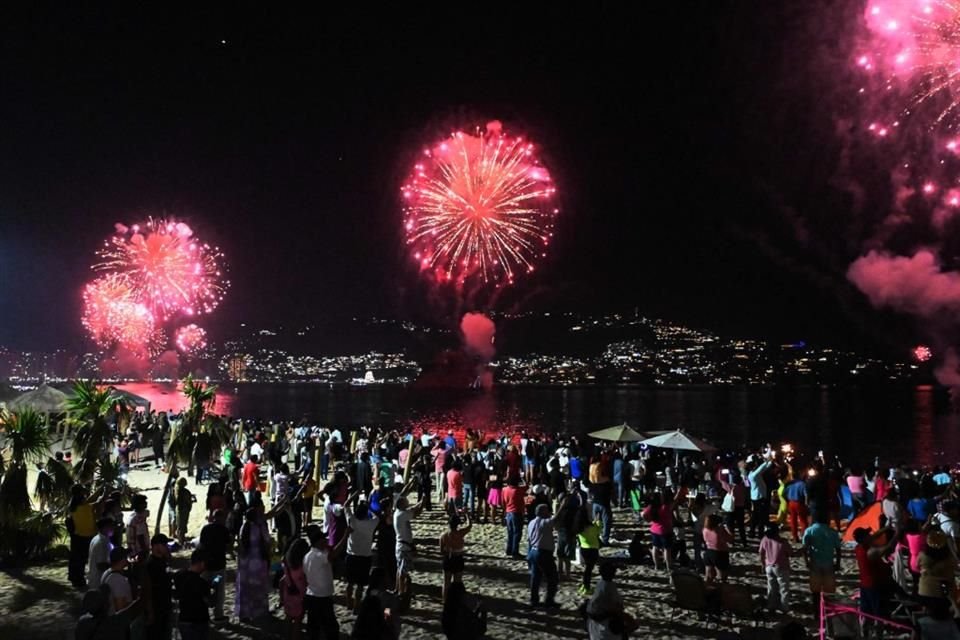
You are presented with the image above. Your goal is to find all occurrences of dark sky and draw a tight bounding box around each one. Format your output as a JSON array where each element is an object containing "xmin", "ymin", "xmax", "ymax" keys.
[{"xmin": 0, "ymin": 3, "xmax": 913, "ymax": 355}]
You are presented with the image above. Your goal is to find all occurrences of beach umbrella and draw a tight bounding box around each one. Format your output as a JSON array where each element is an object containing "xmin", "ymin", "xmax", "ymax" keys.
[
  {"xmin": 108, "ymin": 387, "xmax": 151, "ymax": 411},
  {"xmin": 588, "ymin": 422, "xmax": 644, "ymax": 442},
  {"xmin": 639, "ymin": 428, "xmax": 717, "ymax": 465},
  {"xmin": 7, "ymin": 384, "xmax": 69, "ymax": 413}
]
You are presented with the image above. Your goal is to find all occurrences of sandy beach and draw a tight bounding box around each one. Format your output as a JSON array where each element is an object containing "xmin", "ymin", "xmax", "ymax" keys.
[{"xmin": 0, "ymin": 447, "xmax": 862, "ymax": 639}]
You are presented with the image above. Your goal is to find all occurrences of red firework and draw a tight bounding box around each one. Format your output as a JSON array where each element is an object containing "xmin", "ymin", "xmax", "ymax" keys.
[
  {"xmin": 913, "ymin": 344, "xmax": 933, "ymax": 361},
  {"xmin": 96, "ymin": 218, "xmax": 228, "ymax": 319},
  {"xmin": 402, "ymin": 120, "xmax": 557, "ymax": 286},
  {"xmin": 174, "ymin": 324, "xmax": 207, "ymax": 354},
  {"xmin": 82, "ymin": 275, "xmax": 157, "ymax": 350}
]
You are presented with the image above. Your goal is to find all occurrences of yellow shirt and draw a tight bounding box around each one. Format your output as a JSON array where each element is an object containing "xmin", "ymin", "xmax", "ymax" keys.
[{"xmin": 72, "ymin": 502, "xmax": 97, "ymax": 537}]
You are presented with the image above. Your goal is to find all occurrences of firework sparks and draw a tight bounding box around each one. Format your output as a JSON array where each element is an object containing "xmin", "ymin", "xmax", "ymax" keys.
[
  {"xmin": 96, "ymin": 218, "xmax": 228, "ymax": 319},
  {"xmin": 860, "ymin": 1, "xmax": 960, "ymax": 134},
  {"xmin": 174, "ymin": 324, "xmax": 207, "ymax": 354},
  {"xmin": 82, "ymin": 275, "xmax": 157, "ymax": 350},
  {"xmin": 402, "ymin": 121, "xmax": 557, "ymax": 286},
  {"xmin": 914, "ymin": 344, "xmax": 934, "ymax": 361}
]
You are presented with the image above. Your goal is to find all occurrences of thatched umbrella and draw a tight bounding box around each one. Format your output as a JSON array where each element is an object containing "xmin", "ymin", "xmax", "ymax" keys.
[{"xmin": 8, "ymin": 384, "xmax": 69, "ymax": 413}]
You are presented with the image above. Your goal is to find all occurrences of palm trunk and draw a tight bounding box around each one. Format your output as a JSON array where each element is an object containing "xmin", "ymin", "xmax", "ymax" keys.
[{"xmin": 153, "ymin": 466, "xmax": 176, "ymax": 536}]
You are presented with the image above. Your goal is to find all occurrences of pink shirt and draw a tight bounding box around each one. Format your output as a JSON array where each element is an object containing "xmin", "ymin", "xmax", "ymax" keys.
[
  {"xmin": 433, "ymin": 447, "xmax": 448, "ymax": 474},
  {"xmin": 446, "ymin": 469, "xmax": 463, "ymax": 499},
  {"xmin": 758, "ymin": 536, "xmax": 790, "ymax": 571},
  {"xmin": 906, "ymin": 532, "xmax": 925, "ymax": 574},
  {"xmin": 703, "ymin": 527, "xmax": 733, "ymax": 552},
  {"xmin": 642, "ymin": 504, "xmax": 674, "ymax": 536},
  {"xmin": 846, "ymin": 475, "xmax": 866, "ymax": 495}
]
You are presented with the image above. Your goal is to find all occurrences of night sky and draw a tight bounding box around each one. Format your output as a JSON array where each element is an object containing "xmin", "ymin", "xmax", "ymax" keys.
[{"xmin": 0, "ymin": 4, "xmax": 912, "ymax": 356}]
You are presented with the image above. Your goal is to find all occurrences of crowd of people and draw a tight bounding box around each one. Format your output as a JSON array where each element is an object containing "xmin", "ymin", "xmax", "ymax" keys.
[{"xmin": 68, "ymin": 413, "xmax": 643, "ymax": 640}]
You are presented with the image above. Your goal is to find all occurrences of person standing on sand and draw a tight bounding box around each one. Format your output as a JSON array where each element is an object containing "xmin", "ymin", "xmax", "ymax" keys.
[
  {"xmin": 433, "ymin": 440, "xmax": 449, "ymax": 504},
  {"xmin": 144, "ymin": 533, "xmax": 173, "ymax": 640},
  {"xmin": 802, "ymin": 511, "xmax": 841, "ymax": 623},
  {"xmin": 198, "ymin": 509, "xmax": 231, "ymax": 624},
  {"xmin": 280, "ymin": 538, "xmax": 309, "ymax": 640},
  {"xmin": 304, "ymin": 524, "xmax": 348, "ymax": 640},
  {"xmin": 68, "ymin": 485, "xmax": 99, "ymax": 590},
  {"xmin": 394, "ymin": 494, "xmax": 424, "ymax": 605},
  {"xmin": 242, "ymin": 454, "xmax": 260, "ymax": 505},
  {"xmin": 439, "ymin": 512, "xmax": 472, "ymax": 603},
  {"xmin": 758, "ymin": 523, "xmax": 791, "ymax": 613},
  {"xmin": 527, "ymin": 500, "xmax": 567, "ymax": 608},
  {"xmin": 235, "ymin": 504, "xmax": 271, "ymax": 622},
  {"xmin": 87, "ymin": 517, "xmax": 115, "ymax": 590},
  {"xmin": 503, "ymin": 476, "xmax": 526, "ymax": 557},
  {"xmin": 344, "ymin": 491, "xmax": 380, "ymax": 612}
]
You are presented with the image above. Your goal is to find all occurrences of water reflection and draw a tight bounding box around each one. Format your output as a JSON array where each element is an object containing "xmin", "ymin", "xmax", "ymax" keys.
[{"xmin": 114, "ymin": 383, "xmax": 960, "ymax": 466}]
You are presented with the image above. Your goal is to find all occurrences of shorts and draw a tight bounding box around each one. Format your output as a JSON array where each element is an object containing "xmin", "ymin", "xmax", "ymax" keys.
[
  {"xmin": 396, "ymin": 544, "xmax": 414, "ymax": 575},
  {"xmin": 168, "ymin": 507, "xmax": 177, "ymax": 526},
  {"xmin": 442, "ymin": 553, "xmax": 465, "ymax": 574},
  {"xmin": 808, "ymin": 564, "xmax": 836, "ymax": 593},
  {"xmin": 650, "ymin": 533, "xmax": 673, "ymax": 549},
  {"xmin": 345, "ymin": 554, "xmax": 373, "ymax": 586},
  {"xmin": 488, "ymin": 488, "xmax": 502, "ymax": 506},
  {"xmin": 556, "ymin": 529, "xmax": 575, "ymax": 560},
  {"xmin": 703, "ymin": 549, "xmax": 730, "ymax": 571}
]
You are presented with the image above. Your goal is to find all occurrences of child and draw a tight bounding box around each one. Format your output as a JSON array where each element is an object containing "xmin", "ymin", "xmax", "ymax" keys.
[{"xmin": 758, "ymin": 522, "xmax": 791, "ymax": 612}]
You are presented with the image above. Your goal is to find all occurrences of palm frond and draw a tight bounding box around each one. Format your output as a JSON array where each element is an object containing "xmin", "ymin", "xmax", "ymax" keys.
[
  {"xmin": 34, "ymin": 458, "xmax": 74, "ymax": 511},
  {"xmin": 0, "ymin": 463, "xmax": 30, "ymax": 521},
  {"xmin": 1, "ymin": 409, "xmax": 52, "ymax": 466},
  {"xmin": 0, "ymin": 510, "xmax": 66, "ymax": 561}
]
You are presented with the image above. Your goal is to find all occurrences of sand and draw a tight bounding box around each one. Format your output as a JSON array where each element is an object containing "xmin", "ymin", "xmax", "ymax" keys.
[{"xmin": 0, "ymin": 448, "xmax": 865, "ymax": 639}]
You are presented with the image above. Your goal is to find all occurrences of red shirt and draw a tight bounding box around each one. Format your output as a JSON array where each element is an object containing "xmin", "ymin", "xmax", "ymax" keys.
[
  {"xmin": 447, "ymin": 469, "xmax": 463, "ymax": 499},
  {"xmin": 505, "ymin": 451, "xmax": 521, "ymax": 478},
  {"xmin": 242, "ymin": 461, "xmax": 260, "ymax": 491},
  {"xmin": 856, "ymin": 544, "xmax": 891, "ymax": 589},
  {"xmin": 503, "ymin": 485, "xmax": 526, "ymax": 514}
]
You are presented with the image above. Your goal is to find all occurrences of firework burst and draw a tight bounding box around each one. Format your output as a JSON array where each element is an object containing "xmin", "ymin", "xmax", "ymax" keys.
[
  {"xmin": 96, "ymin": 218, "xmax": 228, "ymax": 319},
  {"xmin": 82, "ymin": 275, "xmax": 157, "ymax": 350},
  {"xmin": 174, "ymin": 324, "xmax": 208, "ymax": 354},
  {"xmin": 914, "ymin": 344, "xmax": 934, "ymax": 361},
  {"xmin": 858, "ymin": 1, "xmax": 960, "ymax": 134},
  {"xmin": 402, "ymin": 121, "xmax": 557, "ymax": 286}
]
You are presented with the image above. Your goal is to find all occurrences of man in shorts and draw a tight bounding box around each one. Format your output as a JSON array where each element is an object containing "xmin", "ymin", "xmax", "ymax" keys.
[
  {"xmin": 802, "ymin": 511, "xmax": 841, "ymax": 623},
  {"xmin": 394, "ymin": 494, "xmax": 424, "ymax": 607},
  {"xmin": 344, "ymin": 492, "xmax": 379, "ymax": 611}
]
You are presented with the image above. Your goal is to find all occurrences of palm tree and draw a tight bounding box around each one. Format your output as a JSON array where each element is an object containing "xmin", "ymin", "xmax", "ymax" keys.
[
  {"xmin": 0, "ymin": 408, "xmax": 51, "ymax": 521},
  {"xmin": 68, "ymin": 381, "xmax": 128, "ymax": 484},
  {"xmin": 154, "ymin": 375, "xmax": 231, "ymax": 535},
  {"xmin": 34, "ymin": 455, "xmax": 74, "ymax": 511}
]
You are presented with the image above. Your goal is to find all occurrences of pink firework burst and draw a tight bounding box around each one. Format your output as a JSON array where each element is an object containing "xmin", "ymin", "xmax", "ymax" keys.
[
  {"xmin": 174, "ymin": 324, "xmax": 207, "ymax": 354},
  {"xmin": 402, "ymin": 120, "xmax": 558, "ymax": 286},
  {"xmin": 96, "ymin": 218, "xmax": 228, "ymax": 320},
  {"xmin": 82, "ymin": 275, "xmax": 157, "ymax": 350},
  {"xmin": 860, "ymin": 1, "xmax": 960, "ymax": 134},
  {"xmin": 913, "ymin": 344, "xmax": 933, "ymax": 361}
]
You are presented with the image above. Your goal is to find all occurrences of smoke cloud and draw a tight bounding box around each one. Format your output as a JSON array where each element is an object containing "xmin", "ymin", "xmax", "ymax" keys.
[
  {"xmin": 460, "ymin": 312, "xmax": 495, "ymax": 390},
  {"xmin": 460, "ymin": 312, "xmax": 496, "ymax": 361},
  {"xmin": 847, "ymin": 250, "xmax": 960, "ymax": 319}
]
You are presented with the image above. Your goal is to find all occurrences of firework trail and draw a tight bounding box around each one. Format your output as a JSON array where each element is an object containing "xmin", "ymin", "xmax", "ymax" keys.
[{"xmin": 402, "ymin": 121, "xmax": 558, "ymax": 287}]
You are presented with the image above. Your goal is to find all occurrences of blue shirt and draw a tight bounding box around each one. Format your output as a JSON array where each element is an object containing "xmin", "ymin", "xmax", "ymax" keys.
[
  {"xmin": 444, "ymin": 435, "xmax": 457, "ymax": 450},
  {"xmin": 907, "ymin": 498, "xmax": 934, "ymax": 522},
  {"xmin": 784, "ymin": 480, "xmax": 807, "ymax": 503},
  {"xmin": 748, "ymin": 461, "xmax": 771, "ymax": 501},
  {"xmin": 570, "ymin": 458, "xmax": 583, "ymax": 480},
  {"xmin": 802, "ymin": 522, "xmax": 840, "ymax": 567},
  {"xmin": 934, "ymin": 473, "xmax": 952, "ymax": 487}
]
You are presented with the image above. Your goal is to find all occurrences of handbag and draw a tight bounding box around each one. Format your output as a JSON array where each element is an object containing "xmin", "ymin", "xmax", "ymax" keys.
[{"xmin": 721, "ymin": 492, "xmax": 735, "ymax": 513}]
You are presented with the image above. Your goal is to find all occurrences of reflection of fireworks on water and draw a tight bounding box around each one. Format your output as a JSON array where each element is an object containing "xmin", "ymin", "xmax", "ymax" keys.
[
  {"xmin": 402, "ymin": 121, "xmax": 557, "ymax": 286},
  {"xmin": 82, "ymin": 275, "xmax": 157, "ymax": 349},
  {"xmin": 174, "ymin": 324, "xmax": 207, "ymax": 354},
  {"xmin": 96, "ymin": 218, "xmax": 228, "ymax": 320},
  {"xmin": 914, "ymin": 344, "xmax": 934, "ymax": 361}
]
